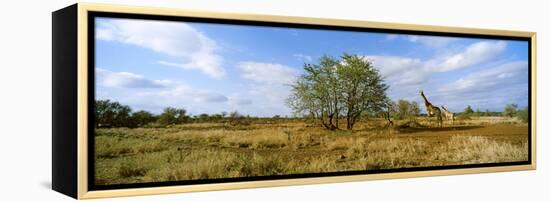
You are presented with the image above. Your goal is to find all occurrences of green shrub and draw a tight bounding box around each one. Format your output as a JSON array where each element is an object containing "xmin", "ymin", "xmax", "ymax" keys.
[{"xmin": 517, "ymin": 106, "xmax": 529, "ymax": 123}]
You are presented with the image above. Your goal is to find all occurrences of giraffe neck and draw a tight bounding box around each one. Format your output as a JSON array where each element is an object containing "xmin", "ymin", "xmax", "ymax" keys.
[{"xmin": 421, "ymin": 94, "xmax": 432, "ymax": 107}]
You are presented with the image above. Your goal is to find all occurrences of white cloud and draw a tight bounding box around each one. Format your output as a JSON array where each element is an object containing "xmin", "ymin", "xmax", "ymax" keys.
[
  {"xmin": 96, "ymin": 68, "xmax": 170, "ymax": 88},
  {"xmin": 238, "ymin": 62, "xmax": 298, "ymax": 85},
  {"xmin": 157, "ymin": 60, "xmax": 225, "ymax": 79},
  {"xmin": 385, "ymin": 34, "xmax": 399, "ymax": 41},
  {"xmin": 96, "ymin": 68, "xmax": 231, "ymax": 114},
  {"xmin": 367, "ymin": 55, "xmax": 426, "ymax": 85},
  {"xmin": 407, "ymin": 61, "xmax": 529, "ymax": 113},
  {"xmin": 236, "ymin": 61, "xmax": 298, "ymax": 116},
  {"xmin": 246, "ymin": 83, "xmax": 294, "ymax": 116},
  {"xmin": 139, "ymin": 85, "xmax": 228, "ymax": 104},
  {"xmin": 96, "ymin": 27, "xmax": 115, "ymax": 41},
  {"xmin": 293, "ymin": 53, "xmax": 313, "ymax": 62},
  {"xmin": 425, "ymin": 41, "xmax": 507, "ymax": 72},
  {"xmin": 440, "ymin": 61, "xmax": 527, "ymax": 94},
  {"xmin": 385, "ymin": 34, "xmax": 457, "ymax": 48},
  {"xmin": 406, "ymin": 35, "xmax": 458, "ymax": 48},
  {"xmin": 366, "ymin": 40, "xmax": 508, "ymax": 87},
  {"xmin": 128, "ymin": 84, "xmax": 229, "ymax": 115},
  {"xmin": 199, "ymin": 94, "xmax": 229, "ymax": 103},
  {"xmin": 96, "ymin": 18, "xmax": 225, "ymax": 78},
  {"xmin": 365, "ymin": 40, "xmax": 516, "ymax": 112},
  {"xmin": 228, "ymin": 97, "xmax": 253, "ymax": 106}
]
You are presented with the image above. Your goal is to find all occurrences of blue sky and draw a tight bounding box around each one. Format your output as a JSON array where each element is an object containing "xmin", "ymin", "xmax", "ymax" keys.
[{"xmin": 95, "ymin": 17, "xmax": 529, "ymax": 117}]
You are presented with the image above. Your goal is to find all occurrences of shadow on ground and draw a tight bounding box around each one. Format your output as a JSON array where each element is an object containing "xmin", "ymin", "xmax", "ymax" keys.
[
  {"xmin": 40, "ymin": 181, "xmax": 51, "ymax": 189},
  {"xmin": 396, "ymin": 125, "xmax": 484, "ymax": 133}
]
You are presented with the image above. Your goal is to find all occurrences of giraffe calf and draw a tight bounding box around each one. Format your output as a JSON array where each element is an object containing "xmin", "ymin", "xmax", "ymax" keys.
[{"xmin": 440, "ymin": 106, "xmax": 455, "ymax": 123}]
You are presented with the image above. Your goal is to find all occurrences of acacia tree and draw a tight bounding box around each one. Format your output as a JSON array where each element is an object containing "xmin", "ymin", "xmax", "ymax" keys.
[
  {"xmin": 288, "ymin": 54, "xmax": 389, "ymax": 130},
  {"xmin": 287, "ymin": 55, "xmax": 341, "ymax": 130},
  {"xmin": 463, "ymin": 105, "xmax": 474, "ymax": 115},
  {"xmin": 157, "ymin": 107, "xmax": 189, "ymax": 126},
  {"xmin": 517, "ymin": 106, "xmax": 528, "ymax": 123},
  {"xmin": 396, "ymin": 99, "xmax": 421, "ymax": 120},
  {"xmin": 337, "ymin": 54, "xmax": 389, "ymax": 129},
  {"xmin": 131, "ymin": 110, "xmax": 156, "ymax": 127},
  {"xmin": 397, "ymin": 99, "xmax": 411, "ymax": 119},
  {"xmin": 378, "ymin": 98, "xmax": 397, "ymax": 126},
  {"xmin": 228, "ymin": 110, "xmax": 251, "ymax": 126},
  {"xmin": 504, "ymin": 104, "xmax": 518, "ymax": 117},
  {"xmin": 95, "ymin": 99, "xmax": 132, "ymax": 128},
  {"xmin": 410, "ymin": 101, "xmax": 421, "ymax": 118}
]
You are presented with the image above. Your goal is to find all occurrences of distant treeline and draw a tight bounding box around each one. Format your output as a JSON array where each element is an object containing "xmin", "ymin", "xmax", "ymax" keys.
[
  {"xmin": 458, "ymin": 104, "xmax": 528, "ymax": 122},
  {"xmin": 95, "ymin": 99, "xmax": 528, "ymax": 129},
  {"xmin": 94, "ymin": 99, "xmax": 286, "ymax": 128}
]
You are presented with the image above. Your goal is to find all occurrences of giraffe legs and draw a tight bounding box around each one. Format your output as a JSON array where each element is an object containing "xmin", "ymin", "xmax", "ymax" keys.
[
  {"xmin": 433, "ymin": 111, "xmax": 442, "ymax": 128},
  {"xmin": 438, "ymin": 113, "xmax": 442, "ymax": 128}
]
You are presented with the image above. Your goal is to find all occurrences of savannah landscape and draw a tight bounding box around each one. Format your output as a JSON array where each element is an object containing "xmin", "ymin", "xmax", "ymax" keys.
[{"xmin": 94, "ymin": 54, "xmax": 529, "ymax": 185}]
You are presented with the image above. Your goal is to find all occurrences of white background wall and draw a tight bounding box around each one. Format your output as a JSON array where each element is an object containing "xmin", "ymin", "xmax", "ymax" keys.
[{"xmin": 0, "ymin": 0, "xmax": 547, "ymax": 201}]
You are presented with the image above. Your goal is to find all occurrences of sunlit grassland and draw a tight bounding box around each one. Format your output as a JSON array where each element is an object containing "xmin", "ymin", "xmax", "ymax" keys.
[{"xmin": 95, "ymin": 117, "xmax": 528, "ymax": 185}]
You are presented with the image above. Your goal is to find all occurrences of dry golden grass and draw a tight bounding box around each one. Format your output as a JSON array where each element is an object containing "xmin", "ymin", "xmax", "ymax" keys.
[
  {"xmin": 95, "ymin": 135, "xmax": 167, "ymax": 158},
  {"xmin": 433, "ymin": 135, "xmax": 528, "ymax": 164},
  {"xmin": 95, "ymin": 117, "xmax": 528, "ymax": 185}
]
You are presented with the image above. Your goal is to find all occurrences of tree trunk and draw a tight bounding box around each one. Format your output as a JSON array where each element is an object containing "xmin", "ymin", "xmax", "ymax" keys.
[
  {"xmin": 347, "ymin": 111, "xmax": 362, "ymax": 130},
  {"xmin": 347, "ymin": 115, "xmax": 354, "ymax": 130},
  {"xmin": 346, "ymin": 115, "xmax": 355, "ymax": 130},
  {"xmin": 346, "ymin": 107, "xmax": 359, "ymax": 130}
]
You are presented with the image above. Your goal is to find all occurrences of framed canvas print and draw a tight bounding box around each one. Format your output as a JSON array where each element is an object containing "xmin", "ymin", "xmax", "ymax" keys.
[{"xmin": 52, "ymin": 3, "xmax": 536, "ymax": 199}]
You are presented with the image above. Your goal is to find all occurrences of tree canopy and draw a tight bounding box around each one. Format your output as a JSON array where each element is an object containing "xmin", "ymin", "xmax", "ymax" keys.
[
  {"xmin": 157, "ymin": 107, "xmax": 189, "ymax": 126},
  {"xmin": 463, "ymin": 105, "xmax": 474, "ymax": 115},
  {"xmin": 395, "ymin": 99, "xmax": 421, "ymax": 120},
  {"xmin": 503, "ymin": 104, "xmax": 518, "ymax": 117},
  {"xmin": 95, "ymin": 99, "xmax": 132, "ymax": 128},
  {"xmin": 287, "ymin": 53, "xmax": 389, "ymax": 130}
]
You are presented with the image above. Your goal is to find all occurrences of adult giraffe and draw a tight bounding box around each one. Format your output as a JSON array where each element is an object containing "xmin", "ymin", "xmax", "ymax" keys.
[{"xmin": 420, "ymin": 90, "xmax": 442, "ymax": 128}]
